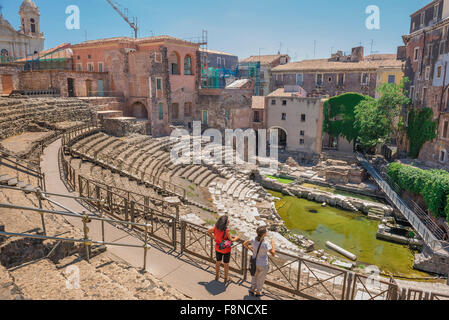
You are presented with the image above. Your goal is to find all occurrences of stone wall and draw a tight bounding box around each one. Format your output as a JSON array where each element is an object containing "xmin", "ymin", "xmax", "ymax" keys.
[
  {"xmin": 258, "ymin": 174, "xmax": 393, "ymax": 215},
  {"xmin": 197, "ymin": 88, "xmax": 253, "ymax": 132},
  {"xmin": 102, "ymin": 118, "xmax": 146, "ymax": 137},
  {"xmin": 19, "ymin": 70, "xmax": 108, "ymax": 97},
  {"xmin": 0, "ymin": 65, "xmax": 21, "ymax": 95}
]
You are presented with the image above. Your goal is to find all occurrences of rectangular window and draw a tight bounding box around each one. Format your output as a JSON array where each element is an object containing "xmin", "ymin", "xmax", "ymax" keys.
[
  {"xmin": 421, "ymin": 12, "xmax": 425, "ymax": 26},
  {"xmin": 154, "ymin": 52, "xmax": 162, "ymax": 63},
  {"xmin": 76, "ymin": 63, "xmax": 82, "ymax": 71},
  {"xmin": 300, "ymin": 139, "xmax": 305, "ymax": 145},
  {"xmin": 434, "ymin": 4, "xmax": 439, "ymax": 20},
  {"xmin": 301, "ymin": 114, "xmax": 306, "ymax": 122},
  {"xmin": 296, "ymin": 74, "xmax": 303, "ymax": 86},
  {"xmin": 184, "ymin": 102, "xmax": 192, "ymax": 116},
  {"xmin": 156, "ymin": 78, "xmax": 162, "ymax": 91},
  {"xmin": 338, "ymin": 73, "xmax": 345, "ymax": 86},
  {"xmin": 158, "ymin": 103, "xmax": 164, "ymax": 120},
  {"xmin": 281, "ymin": 113, "xmax": 286, "ymax": 120},
  {"xmin": 316, "ymin": 74, "xmax": 323, "ymax": 86},
  {"xmin": 271, "ymin": 99, "xmax": 276, "ymax": 105},
  {"xmin": 409, "ymin": 86, "xmax": 415, "ymax": 100},
  {"xmin": 300, "ymin": 130, "xmax": 305, "ymax": 136},
  {"xmin": 225, "ymin": 109, "xmax": 230, "ymax": 121},
  {"xmin": 414, "ymin": 47, "xmax": 420, "ymax": 61},
  {"xmin": 425, "ymin": 66, "xmax": 431, "ymax": 80},
  {"xmin": 388, "ymin": 75, "xmax": 396, "ymax": 84},
  {"xmin": 87, "ymin": 63, "xmax": 94, "ymax": 72},
  {"xmin": 438, "ymin": 65, "xmax": 443, "ymax": 78},
  {"xmin": 98, "ymin": 62, "xmax": 104, "ymax": 72},
  {"xmin": 217, "ymin": 57, "xmax": 221, "ymax": 67},
  {"xmin": 361, "ymin": 73, "xmax": 370, "ymax": 85},
  {"xmin": 423, "ymin": 87, "xmax": 428, "ymax": 104},
  {"xmin": 253, "ymin": 111, "xmax": 260, "ymax": 122},
  {"xmin": 442, "ymin": 120, "xmax": 449, "ymax": 137},
  {"xmin": 440, "ymin": 41, "xmax": 446, "ymax": 55},
  {"xmin": 282, "ymin": 100, "xmax": 287, "ymax": 106},
  {"xmin": 202, "ymin": 110, "xmax": 208, "ymax": 125}
]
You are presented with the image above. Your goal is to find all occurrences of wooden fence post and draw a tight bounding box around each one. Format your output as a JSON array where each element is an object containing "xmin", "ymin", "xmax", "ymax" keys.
[{"xmin": 345, "ymin": 272, "xmax": 354, "ymax": 300}]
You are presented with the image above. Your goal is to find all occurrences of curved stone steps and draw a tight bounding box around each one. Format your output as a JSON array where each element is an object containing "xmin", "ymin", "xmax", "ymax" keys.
[
  {"xmin": 193, "ymin": 168, "xmax": 212, "ymax": 185},
  {"xmin": 181, "ymin": 165, "xmax": 200, "ymax": 180},
  {"xmin": 153, "ymin": 154, "xmax": 172, "ymax": 178},
  {"xmin": 227, "ymin": 179, "xmax": 242, "ymax": 196},
  {"xmin": 96, "ymin": 139, "xmax": 125, "ymax": 162},
  {"xmin": 71, "ymin": 132, "xmax": 103, "ymax": 151},
  {"xmin": 188, "ymin": 166, "xmax": 209, "ymax": 183},
  {"xmin": 85, "ymin": 135, "xmax": 116, "ymax": 158},
  {"xmin": 199, "ymin": 173, "xmax": 219, "ymax": 187},
  {"xmin": 90, "ymin": 136, "xmax": 120, "ymax": 159},
  {"xmin": 147, "ymin": 152, "xmax": 170, "ymax": 178}
]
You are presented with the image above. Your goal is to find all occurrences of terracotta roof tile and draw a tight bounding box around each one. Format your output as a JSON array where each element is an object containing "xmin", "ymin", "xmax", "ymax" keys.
[
  {"xmin": 272, "ymin": 56, "xmax": 403, "ymax": 72},
  {"xmin": 240, "ymin": 54, "xmax": 288, "ymax": 65}
]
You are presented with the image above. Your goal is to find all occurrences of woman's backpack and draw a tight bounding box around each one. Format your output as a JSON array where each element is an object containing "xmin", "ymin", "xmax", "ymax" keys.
[
  {"xmin": 249, "ymin": 239, "xmax": 263, "ymax": 276},
  {"xmin": 218, "ymin": 229, "xmax": 232, "ymax": 251}
]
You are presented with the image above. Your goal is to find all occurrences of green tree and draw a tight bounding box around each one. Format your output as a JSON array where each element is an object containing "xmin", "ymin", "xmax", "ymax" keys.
[
  {"xmin": 406, "ymin": 108, "xmax": 437, "ymax": 158},
  {"xmin": 354, "ymin": 78, "xmax": 410, "ymax": 150},
  {"xmin": 323, "ymin": 93, "xmax": 372, "ymax": 144}
]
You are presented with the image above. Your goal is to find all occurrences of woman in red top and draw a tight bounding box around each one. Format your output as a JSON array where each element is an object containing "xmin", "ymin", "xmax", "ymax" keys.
[{"xmin": 207, "ymin": 215, "xmax": 240, "ymax": 283}]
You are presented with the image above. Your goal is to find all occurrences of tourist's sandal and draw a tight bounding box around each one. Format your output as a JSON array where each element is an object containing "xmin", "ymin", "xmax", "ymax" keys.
[{"xmin": 255, "ymin": 292, "xmax": 265, "ymax": 297}]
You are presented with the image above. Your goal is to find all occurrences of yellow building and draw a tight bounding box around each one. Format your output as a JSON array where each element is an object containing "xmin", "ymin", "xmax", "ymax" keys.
[{"xmin": 375, "ymin": 65, "xmax": 404, "ymax": 98}]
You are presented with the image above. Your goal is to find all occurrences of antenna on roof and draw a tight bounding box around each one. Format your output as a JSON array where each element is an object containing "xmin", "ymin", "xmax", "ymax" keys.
[
  {"xmin": 369, "ymin": 39, "xmax": 375, "ymax": 55},
  {"xmin": 0, "ymin": 5, "xmax": 3, "ymax": 16},
  {"xmin": 313, "ymin": 40, "xmax": 317, "ymax": 58}
]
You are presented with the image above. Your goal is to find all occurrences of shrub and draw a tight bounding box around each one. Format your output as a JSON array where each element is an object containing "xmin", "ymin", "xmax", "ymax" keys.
[{"xmin": 387, "ymin": 163, "xmax": 449, "ymax": 220}]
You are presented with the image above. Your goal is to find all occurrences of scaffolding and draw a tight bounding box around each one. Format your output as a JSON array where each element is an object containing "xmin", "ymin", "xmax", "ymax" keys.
[
  {"xmin": 235, "ymin": 61, "xmax": 261, "ymax": 95},
  {"xmin": 22, "ymin": 49, "xmax": 73, "ymax": 71}
]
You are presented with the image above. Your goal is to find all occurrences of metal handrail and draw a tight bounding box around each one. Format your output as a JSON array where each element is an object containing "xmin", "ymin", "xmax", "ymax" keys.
[{"xmin": 355, "ymin": 152, "xmax": 447, "ymax": 254}]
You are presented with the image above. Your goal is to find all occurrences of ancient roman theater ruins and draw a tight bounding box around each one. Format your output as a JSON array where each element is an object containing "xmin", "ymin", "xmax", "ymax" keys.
[{"xmin": 0, "ymin": 95, "xmax": 448, "ymax": 301}]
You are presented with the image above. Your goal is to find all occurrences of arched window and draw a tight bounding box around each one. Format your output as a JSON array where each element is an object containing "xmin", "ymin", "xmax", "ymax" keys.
[
  {"xmin": 184, "ymin": 56, "xmax": 192, "ymax": 75},
  {"xmin": 1, "ymin": 49, "xmax": 9, "ymax": 57},
  {"xmin": 30, "ymin": 18, "xmax": 36, "ymax": 33}
]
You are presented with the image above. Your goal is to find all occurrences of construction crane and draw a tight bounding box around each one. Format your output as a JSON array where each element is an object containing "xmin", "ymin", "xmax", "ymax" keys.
[{"xmin": 105, "ymin": 0, "xmax": 138, "ymax": 38}]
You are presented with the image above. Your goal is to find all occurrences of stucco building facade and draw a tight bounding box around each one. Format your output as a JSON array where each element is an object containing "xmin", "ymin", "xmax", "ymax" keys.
[
  {"xmin": 403, "ymin": 0, "xmax": 449, "ymax": 168},
  {"xmin": 271, "ymin": 47, "xmax": 403, "ymax": 99},
  {"xmin": 71, "ymin": 36, "xmax": 200, "ymax": 137},
  {"xmin": 264, "ymin": 87, "xmax": 324, "ymax": 156}
]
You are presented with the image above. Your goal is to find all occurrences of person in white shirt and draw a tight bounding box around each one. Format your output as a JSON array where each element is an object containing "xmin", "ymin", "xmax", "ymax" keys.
[{"xmin": 243, "ymin": 226, "xmax": 276, "ymax": 297}]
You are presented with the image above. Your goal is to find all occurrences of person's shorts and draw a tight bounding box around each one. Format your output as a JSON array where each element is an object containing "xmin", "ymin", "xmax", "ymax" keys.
[{"xmin": 216, "ymin": 251, "xmax": 231, "ymax": 264}]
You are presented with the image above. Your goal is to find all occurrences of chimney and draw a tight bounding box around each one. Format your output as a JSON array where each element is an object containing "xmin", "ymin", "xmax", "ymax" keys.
[
  {"xmin": 396, "ymin": 46, "xmax": 406, "ymax": 61},
  {"xmin": 351, "ymin": 46, "xmax": 364, "ymax": 62}
]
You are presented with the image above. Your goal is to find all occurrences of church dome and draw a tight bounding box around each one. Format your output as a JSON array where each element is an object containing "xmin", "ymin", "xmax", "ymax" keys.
[{"xmin": 20, "ymin": 0, "xmax": 38, "ymax": 12}]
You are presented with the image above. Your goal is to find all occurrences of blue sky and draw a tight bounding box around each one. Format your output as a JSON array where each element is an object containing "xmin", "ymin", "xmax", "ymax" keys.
[{"xmin": 0, "ymin": 0, "xmax": 431, "ymax": 60}]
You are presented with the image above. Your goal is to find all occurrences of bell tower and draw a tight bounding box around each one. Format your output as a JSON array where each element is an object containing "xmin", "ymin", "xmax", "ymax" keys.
[{"xmin": 19, "ymin": 0, "xmax": 42, "ymax": 37}]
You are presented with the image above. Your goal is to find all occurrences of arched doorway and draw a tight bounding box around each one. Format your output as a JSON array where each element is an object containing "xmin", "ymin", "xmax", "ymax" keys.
[
  {"xmin": 131, "ymin": 102, "xmax": 148, "ymax": 119},
  {"xmin": 269, "ymin": 127, "xmax": 287, "ymax": 150}
]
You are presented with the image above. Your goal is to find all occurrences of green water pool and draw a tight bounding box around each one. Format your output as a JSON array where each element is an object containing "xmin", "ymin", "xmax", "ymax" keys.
[{"xmin": 268, "ymin": 190, "xmax": 430, "ymax": 279}]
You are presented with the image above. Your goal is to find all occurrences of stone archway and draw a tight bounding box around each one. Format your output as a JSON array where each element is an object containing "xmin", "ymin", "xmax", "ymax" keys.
[
  {"xmin": 131, "ymin": 102, "xmax": 148, "ymax": 119},
  {"xmin": 269, "ymin": 127, "xmax": 287, "ymax": 149}
]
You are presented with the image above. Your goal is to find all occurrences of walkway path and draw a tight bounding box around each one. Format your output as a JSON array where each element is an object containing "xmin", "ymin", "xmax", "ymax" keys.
[
  {"xmin": 355, "ymin": 152, "xmax": 444, "ymax": 253},
  {"xmin": 41, "ymin": 139, "xmax": 290, "ymax": 300}
]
